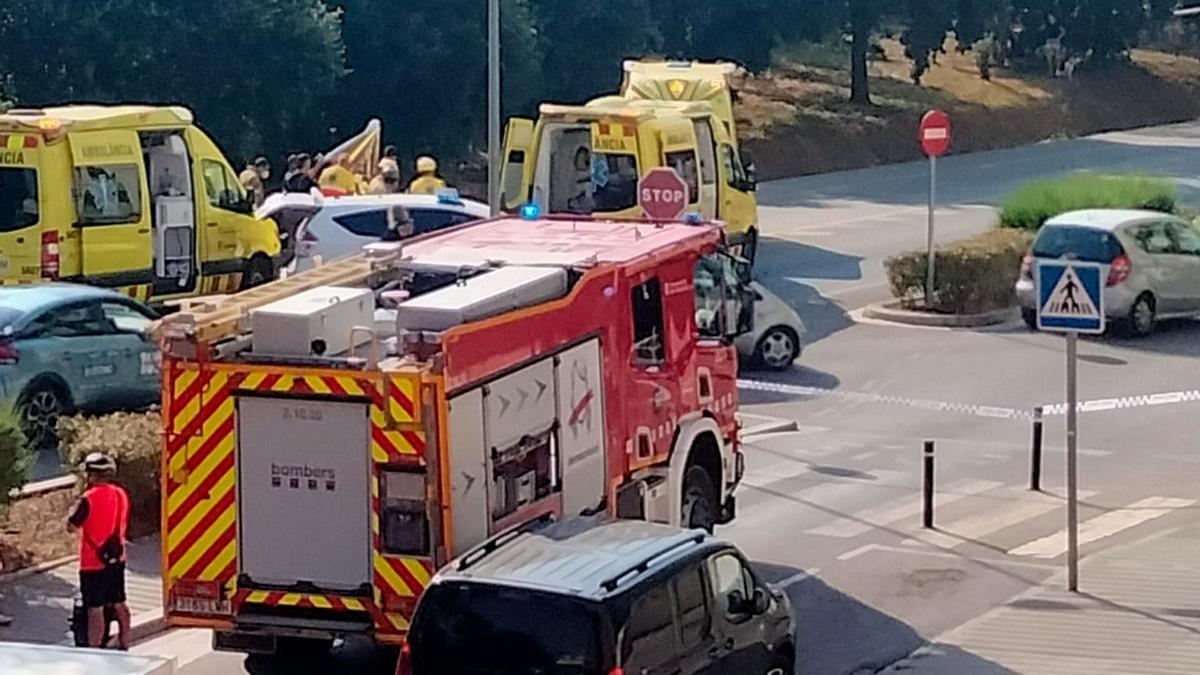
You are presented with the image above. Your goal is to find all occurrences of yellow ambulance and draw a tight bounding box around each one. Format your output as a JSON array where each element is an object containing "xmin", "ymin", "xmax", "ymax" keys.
[
  {"xmin": 620, "ymin": 59, "xmax": 742, "ymax": 148},
  {"xmin": 500, "ymin": 96, "xmax": 760, "ymax": 261},
  {"xmin": 0, "ymin": 105, "xmax": 280, "ymax": 301}
]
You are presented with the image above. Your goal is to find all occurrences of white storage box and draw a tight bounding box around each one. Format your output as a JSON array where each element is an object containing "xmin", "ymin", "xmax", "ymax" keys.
[
  {"xmin": 251, "ymin": 285, "xmax": 374, "ymax": 356},
  {"xmin": 395, "ymin": 266, "xmax": 568, "ymax": 333}
]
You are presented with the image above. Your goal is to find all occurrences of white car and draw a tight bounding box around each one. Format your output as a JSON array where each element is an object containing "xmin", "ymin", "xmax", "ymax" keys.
[
  {"xmin": 736, "ymin": 282, "xmax": 807, "ymax": 371},
  {"xmin": 258, "ymin": 191, "xmax": 490, "ymax": 272}
]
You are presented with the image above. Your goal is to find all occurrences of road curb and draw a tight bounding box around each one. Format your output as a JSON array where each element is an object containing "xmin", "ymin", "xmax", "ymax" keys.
[
  {"xmin": 863, "ymin": 301, "xmax": 1015, "ymax": 328},
  {"xmin": 741, "ymin": 418, "xmax": 799, "ymax": 437},
  {"xmin": 0, "ymin": 555, "xmax": 77, "ymax": 585},
  {"xmin": 130, "ymin": 608, "xmax": 168, "ymax": 644}
]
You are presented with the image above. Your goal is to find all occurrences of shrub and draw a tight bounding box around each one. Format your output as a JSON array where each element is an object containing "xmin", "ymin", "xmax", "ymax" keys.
[
  {"xmin": 0, "ymin": 411, "xmax": 29, "ymax": 520},
  {"xmin": 885, "ymin": 229, "xmax": 1034, "ymax": 314},
  {"xmin": 1000, "ymin": 174, "xmax": 1176, "ymax": 230},
  {"xmin": 59, "ymin": 412, "xmax": 161, "ymax": 534}
]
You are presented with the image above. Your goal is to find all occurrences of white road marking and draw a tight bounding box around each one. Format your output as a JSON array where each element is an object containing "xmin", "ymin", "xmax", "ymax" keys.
[
  {"xmin": 805, "ymin": 479, "xmax": 1002, "ymax": 538},
  {"xmin": 902, "ymin": 489, "xmax": 1098, "ymax": 550},
  {"xmin": 1008, "ymin": 496, "xmax": 1196, "ymax": 558},
  {"xmin": 777, "ymin": 568, "xmax": 821, "ymax": 588},
  {"xmin": 835, "ymin": 543, "xmax": 1057, "ymax": 570},
  {"xmin": 851, "ymin": 451, "xmax": 879, "ymax": 461}
]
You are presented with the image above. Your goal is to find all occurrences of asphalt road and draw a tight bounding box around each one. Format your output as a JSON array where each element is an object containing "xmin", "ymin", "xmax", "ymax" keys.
[{"xmin": 145, "ymin": 119, "xmax": 1200, "ymax": 675}]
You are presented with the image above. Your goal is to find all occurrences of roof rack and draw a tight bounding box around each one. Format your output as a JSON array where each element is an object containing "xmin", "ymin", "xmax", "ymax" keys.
[
  {"xmin": 598, "ymin": 531, "xmax": 706, "ymax": 593},
  {"xmin": 456, "ymin": 512, "xmax": 558, "ymax": 572}
]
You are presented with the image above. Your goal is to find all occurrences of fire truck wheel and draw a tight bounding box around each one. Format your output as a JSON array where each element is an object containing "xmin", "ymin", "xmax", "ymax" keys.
[{"xmin": 681, "ymin": 465, "xmax": 718, "ymax": 533}]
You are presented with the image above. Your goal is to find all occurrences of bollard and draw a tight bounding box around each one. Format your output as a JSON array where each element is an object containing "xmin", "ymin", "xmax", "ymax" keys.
[
  {"xmin": 923, "ymin": 440, "xmax": 935, "ymax": 529},
  {"xmin": 1030, "ymin": 406, "xmax": 1044, "ymax": 492}
]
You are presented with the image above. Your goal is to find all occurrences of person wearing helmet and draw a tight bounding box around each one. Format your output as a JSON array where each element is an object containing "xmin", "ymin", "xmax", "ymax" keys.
[
  {"xmin": 407, "ymin": 156, "xmax": 447, "ymax": 195},
  {"xmin": 368, "ymin": 160, "xmax": 402, "ymax": 194},
  {"xmin": 67, "ymin": 452, "xmax": 131, "ymax": 649}
]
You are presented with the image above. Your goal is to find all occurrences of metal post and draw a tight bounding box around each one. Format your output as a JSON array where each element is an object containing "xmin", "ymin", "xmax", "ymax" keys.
[
  {"xmin": 923, "ymin": 440, "xmax": 935, "ymax": 529},
  {"xmin": 1030, "ymin": 406, "xmax": 1044, "ymax": 491},
  {"xmin": 925, "ymin": 156, "xmax": 937, "ymax": 306},
  {"xmin": 487, "ymin": 0, "xmax": 501, "ymax": 217},
  {"xmin": 1066, "ymin": 333, "xmax": 1079, "ymax": 591}
]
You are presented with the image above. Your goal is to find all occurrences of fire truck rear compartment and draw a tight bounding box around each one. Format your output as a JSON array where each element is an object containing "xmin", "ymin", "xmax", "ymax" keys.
[{"xmin": 235, "ymin": 396, "xmax": 373, "ymax": 595}]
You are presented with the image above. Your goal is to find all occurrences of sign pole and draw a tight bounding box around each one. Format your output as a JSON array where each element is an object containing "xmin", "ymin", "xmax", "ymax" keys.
[
  {"xmin": 925, "ymin": 155, "xmax": 937, "ymax": 305},
  {"xmin": 487, "ymin": 0, "xmax": 501, "ymax": 217},
  {"xmin": 1066, "ymin": 331, "xmax": 1079, "ymax": 591}
]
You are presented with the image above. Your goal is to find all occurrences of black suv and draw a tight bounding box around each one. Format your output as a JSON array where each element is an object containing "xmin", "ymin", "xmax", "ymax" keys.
[{"xmin": 399, "ymin": 517, "xmax": 795, "ymax": 675}]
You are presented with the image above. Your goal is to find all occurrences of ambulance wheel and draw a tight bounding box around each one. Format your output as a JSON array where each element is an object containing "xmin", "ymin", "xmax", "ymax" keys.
[
  {"xmin": 18, "ymin": 378, "xmax": 71, "ymax": 450},
  {"xmin": 241, "ymin": 255, "xmax": 274, "ymax": 290},
  {"xmin": 681, "ymin": 465, "xmax": 717, "ymax": 533}
]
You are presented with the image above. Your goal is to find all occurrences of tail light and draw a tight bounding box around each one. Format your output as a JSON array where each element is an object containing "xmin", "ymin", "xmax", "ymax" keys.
[
  {"xmin": 40, "ymin": 230, "xmax": 59, "ymax": 280},
  {"xmin": 609, "ymin": 669, "xmax": 624, "ymax": 675},
  {"xmin": 1019, "ymin": 251, "xmax": 1033, "ymax": 281},
  {"xmin": 1107, "ymin": 253, "xmax": 1131, "ymax": 287},
  {"xmin": 395, "ymin": 642, "xmax": 413, "ymax": 675},
  {"xmin": 0, "ymin": 340, "xmax": 19, "ymax": 365}
]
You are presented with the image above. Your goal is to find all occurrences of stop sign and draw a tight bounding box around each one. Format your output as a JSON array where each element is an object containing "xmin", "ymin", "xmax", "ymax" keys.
[
  {"xmin": 638, "ymin": 168, "xmax": 689, "ymax": 220},
  {"xmin": 919, "ymin": 110, "xmax": 952, "ymax": 157}
]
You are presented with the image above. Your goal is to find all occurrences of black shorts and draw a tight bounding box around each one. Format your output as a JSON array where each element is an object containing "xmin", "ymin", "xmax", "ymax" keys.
[{"xmin": 79, "ymin": 563, "xmax": 126, "ymax": 609}]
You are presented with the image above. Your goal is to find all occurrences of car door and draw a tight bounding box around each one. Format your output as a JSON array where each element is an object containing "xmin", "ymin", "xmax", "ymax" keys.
[
  {"xmin": 621, "ymin": 582, "xmax": 683, "ymax": 675},
  {"xmin": 702, "ymin": 551, "xmax": 773, "ymax": 674},
  {"xmin": 98, "ymin": 300, "xmax": 159, "ymax": 407},
  {"xmin": 1167, "ymin": 221, "xmax": 1200, "ymax": 311},
  {"xmin": 22, "ymin": 301, "xmax": 127, "ymax": 410},
  {"xmin": 195, "ymin": 152, "xmax": 253, "ymax": 281}
]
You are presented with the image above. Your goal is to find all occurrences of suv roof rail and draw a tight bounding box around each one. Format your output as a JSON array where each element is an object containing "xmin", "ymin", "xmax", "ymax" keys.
[
  {"xmin": 456, "ymin": 512, "xmax": 558, "ymax": 572},
  {"xmin": 598, "ymin": 531, "xmax": 706, "ymax": 593}
]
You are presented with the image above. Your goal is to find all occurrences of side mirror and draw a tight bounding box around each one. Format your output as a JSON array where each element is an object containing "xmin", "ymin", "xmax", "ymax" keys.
[
  {"xmin": 752, "ymin": 587, "xmax": 770, "ymax": 614},
  {"xmin": 727, "ymin": 590, "xmax": 750, "ymax": 615}
]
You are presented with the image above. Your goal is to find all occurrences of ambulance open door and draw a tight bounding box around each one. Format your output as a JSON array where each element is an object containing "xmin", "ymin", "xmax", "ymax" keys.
[
  {"xmin": 68, "ymin": 130, "xmax": 152, "ymax": 285},
  {"xmin": 500, "ymin": 118, "xmax": 534, "ymax": 212}
]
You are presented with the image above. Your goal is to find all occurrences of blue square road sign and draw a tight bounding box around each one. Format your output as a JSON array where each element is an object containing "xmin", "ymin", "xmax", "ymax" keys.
[{"xmin": 1036, "ymin": 261, "xmax": 1105, "ymax": 334}]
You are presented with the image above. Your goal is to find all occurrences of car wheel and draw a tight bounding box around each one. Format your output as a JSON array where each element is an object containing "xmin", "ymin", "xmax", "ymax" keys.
[
  {"xmin": 18, "ymin": 381, "xmax": 71, "ymax": 450},
  {"xmin": 1021, "ymin": 307, "xmax": 1038, "ymax": 331},
  {"xmin": 240, "ymin": 255, "xmax": 274, "ymax": 290},
  {"xmin": 681, "ymin": 465, "xmax": 718, "ymax": 533},
  {"xmin": 1127, "ymin": 293, "xmax": 1156, "ymax": 337},
  {"xmin": 755, "ymin": 327, "xmax": 800, "ymax": 371}
]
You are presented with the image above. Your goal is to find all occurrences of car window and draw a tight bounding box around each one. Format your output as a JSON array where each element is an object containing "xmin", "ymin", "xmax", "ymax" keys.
[
  {"xmin": 101, "ymin": 301, "xmax": 154, "ymax": 333},
  {"xmin": 1130, "ymin": 223, "xmax": 1176, "ymax": 255},
  {"xmin": 623, "ymin": 584, "xmax": 678, "ymax": 670},
  {"xmin": 0, "ymin": 167, "xmax": 39, "ymax": 232},
  {"xmin": 25, "ymin": 302, "xmax": 114, "ymax": 338},
  {"xmin": 1170, "ymin": 222, "xmax": 1200, "ymax": 256},
  {"xmin": 708, "ymin": 553, "xmax": 754, "ymax": 620},
  {"xmin": 409, "ymin": 208, "xmax": 462, "ymax": 234},
  {"xmin": 1033, "ymin": 225, "xmax": 1123, "ymax": 263},
  {"xmin": 674, "ymin": 565, "xmax": 711, "ymax": 650},
  {"xmin": 333, "ymin": 209, "xmax": 389, "ymax": 238},
  {"xmin": 74, "ymin": 165, "xmax": 142, "ymax": 225},
  {"xmin": 665, "ymin": 150, "xmax": 700, "ymax": 205},
  {"xmin": 201, "ymin": 160, "xmax": 245, "ymax": 212}
]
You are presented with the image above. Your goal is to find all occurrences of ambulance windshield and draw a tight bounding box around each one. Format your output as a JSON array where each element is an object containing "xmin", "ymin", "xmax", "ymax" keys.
[{"xmin": 0, "ymin": 168, "xmax": 38, "ymax": 232}]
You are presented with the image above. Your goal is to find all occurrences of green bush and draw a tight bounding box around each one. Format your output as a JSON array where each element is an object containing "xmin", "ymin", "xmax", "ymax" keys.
[
  {"xmin": 1000, "ymin": 174, "xmax": 1177, "ymax": 230},
  {"xmin": 59, "ymin": 412, "xmax": 161, "ymax": 533},
  {"xmin": 0, "ymin": 411, "xmax": 29, "ymax": 520},
  {"xmin": 885, "ymin": 229, "xmax": 1034, "ymax": 314}
]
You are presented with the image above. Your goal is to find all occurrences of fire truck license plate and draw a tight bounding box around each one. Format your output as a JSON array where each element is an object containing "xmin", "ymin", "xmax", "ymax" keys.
[{"xmin": 173, "ymin": 596, "xmax": 231, "ymax": 615}]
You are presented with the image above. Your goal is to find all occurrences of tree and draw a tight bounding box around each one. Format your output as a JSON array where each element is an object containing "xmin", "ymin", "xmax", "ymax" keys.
[
  {"xmin": 849, "ymin": 0, "xmax": 879, "ymax": 103},
  {"xmin": 0, "ymin": 0, "xmax": 346, "ymax": 163},
  {"xmin": 901, "ymin": 0, "xmax": 955, "ymax": 83}
]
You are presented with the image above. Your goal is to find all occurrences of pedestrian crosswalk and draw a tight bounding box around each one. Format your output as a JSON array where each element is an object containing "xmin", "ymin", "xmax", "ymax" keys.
[
  {"xmin": 805, "ymin": 479, "xmax": 1002, "ymax": 538},
  {"xmin": 1007, "ymin": 496, "xmax": 1196, "ymax": 559}
]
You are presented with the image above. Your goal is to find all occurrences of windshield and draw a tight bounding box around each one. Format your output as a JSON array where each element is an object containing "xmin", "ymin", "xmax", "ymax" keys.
[
  {"xmin": 412, "ymin": 584, "xmax": 605, "ymax": 675},
  {"xmin": 0, "ymin": 168, "xmax": 39, "ymax": 233},
  {"xmin": 1033, "ymin": 225, "xmax": 1123, "ymax": 263}
]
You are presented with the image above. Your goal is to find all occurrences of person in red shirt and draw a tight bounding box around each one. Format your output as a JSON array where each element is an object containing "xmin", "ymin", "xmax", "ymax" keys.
[{"xmin": 68, "ymin": 452, "xmax": 131, "ymax": 649}]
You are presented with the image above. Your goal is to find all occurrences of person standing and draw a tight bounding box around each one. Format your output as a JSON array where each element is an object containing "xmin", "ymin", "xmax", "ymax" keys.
[
  {"xmin": 239, "ymin": 156, "xmax": 270, "ymax": 208},
  {"xmin": 68, "ymin": 453, "xmax": 131, "ymax": 649},
  {"xmin": 368, "ymin": 162, "xmax": 402, "ymax": 194},
  {"xmin": 285, "ymin": 153, "xmax": 318, "ymax": 193},
  {"xmin": 319, "ymin": 154, "xmax": 361, "ymax": 196},
  {"xmin": 407, "ymin": 156, "xmax": 447, "ymax": 195}
]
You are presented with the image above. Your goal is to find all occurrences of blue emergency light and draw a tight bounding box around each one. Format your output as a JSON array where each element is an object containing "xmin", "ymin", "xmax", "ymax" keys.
[
  {"xmin": 520, "ymin": 203, "xmax": 541, "ymax": 220},
  {"xmin": 435, "ymin": 189, "xmax": 462, "ymax": 206},
  {"xmin": 683, "ymin": 212, "xmax": 703, "ymax": 225}
]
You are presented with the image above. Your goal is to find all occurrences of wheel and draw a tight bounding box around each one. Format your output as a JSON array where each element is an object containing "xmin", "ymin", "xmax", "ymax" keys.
[
  {"xmin": 18, "ymin": 380, "xmax": 70, "ymax": 450},
  {"xmin": 754, "ymin": 326, "xmax": 800, "ymax": 371},
  {"xmin": 1126, "ymin": 293, "xmax": 1155, "ymax": 337},
  {"xmin": 240, "ymin": 255, "xmax": 274, "ymax": 290},
  {"xmin": 1021, "ymin": 307, "xmax": 1038, "ymax": 331},
  {"xmin": 681, "ymin": 465, "xmax": 718, "ymax": 532}
]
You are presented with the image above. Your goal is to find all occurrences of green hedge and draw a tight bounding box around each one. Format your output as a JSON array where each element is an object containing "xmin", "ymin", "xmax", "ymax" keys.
[
  {"xmin": 885, "ymin": 229, "xmax": 1034, "ymax": 314},
  {"xmin": 1000, "ymin": 174, "xmax": 1176, "ymax": 231},
  {"xmin": 0, "ymin": 411, "xmax": 29, "ymax": 520},
  {"xmin": 59, "ymin": 412, "xmax": 161, "ymax": 535}
]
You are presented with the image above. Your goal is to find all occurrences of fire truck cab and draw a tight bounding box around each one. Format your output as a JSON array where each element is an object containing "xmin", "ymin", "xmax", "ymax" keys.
[{"xmin": 157, "ymin": 214, "xmax": 750, "ymax": 660}]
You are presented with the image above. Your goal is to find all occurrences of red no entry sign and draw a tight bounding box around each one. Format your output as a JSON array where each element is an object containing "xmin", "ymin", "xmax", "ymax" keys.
[
  {"xmin": 919, "ymin": 110, "xmax": 952, "ymax": 157},
  {"xmin": 638, "ymin": 167, "xmax": 688, "ymax": 220}
]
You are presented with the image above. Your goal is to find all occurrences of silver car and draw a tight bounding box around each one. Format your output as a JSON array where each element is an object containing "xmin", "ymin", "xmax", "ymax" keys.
[
  {"xmin": 1016, "ymin": 209, "xmax": 1200, "ymax": 336},
  {"xmin": 736, "ymin": 282, "xmax": 807, "ymax": 370}
]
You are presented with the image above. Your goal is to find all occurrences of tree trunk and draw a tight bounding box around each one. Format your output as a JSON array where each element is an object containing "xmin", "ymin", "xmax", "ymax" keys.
[{"xmin": 849, "ymin": 1, "xmax": 871, "ymax": 105}]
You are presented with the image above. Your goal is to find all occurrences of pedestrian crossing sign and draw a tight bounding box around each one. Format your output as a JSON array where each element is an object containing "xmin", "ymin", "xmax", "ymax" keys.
[{"xmin": 1036, "ymin": 261, "xmax": 1105, "ymax": 333}]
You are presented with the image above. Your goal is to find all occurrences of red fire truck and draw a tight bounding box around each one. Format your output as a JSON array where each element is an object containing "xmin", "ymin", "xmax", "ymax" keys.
[{"xmin": 156, "ymin": 213, "xmax": 749, "ymax": 660}]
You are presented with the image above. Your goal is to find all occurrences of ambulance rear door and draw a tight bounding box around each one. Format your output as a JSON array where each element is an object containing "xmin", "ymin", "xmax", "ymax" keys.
[
  {"xmin": 68, "ymin": 130, "xmax": 153, "ymax": 286},
  {"xmin": 0, "ymin": 133, "xmax": 43, "ymax": 282},
  {"xmin": 500, "ymin": 118, "xmax": 533, "ymax": 212}
]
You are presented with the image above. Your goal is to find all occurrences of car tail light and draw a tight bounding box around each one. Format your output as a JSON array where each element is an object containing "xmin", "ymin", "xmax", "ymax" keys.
[
  {"xmin": 395, "ymin": 642, "xmax": 413, "ymax": 675},
  {"xmin": 0, "ymin": 340, "xmax": 19, "ymax": 365},
  {"xmin": 1019, "ymin": 251, "xmax": 1033, "ymax": 281},
  {"xmin": 40, "ymin": 230, "xmax": 59, "ymax": 279},
  {"xmin": 1107, "ymin": 253, "xmax": 1131, "ymax": 287},
  {"xmin": 609, "ymin": 669, "xmax": 624, "ymax": 675}
]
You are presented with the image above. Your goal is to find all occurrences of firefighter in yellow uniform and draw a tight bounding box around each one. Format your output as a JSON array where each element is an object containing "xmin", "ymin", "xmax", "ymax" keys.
[{"xmin": 407, "ymin": 156, "xmax": 447, "ymax": 195}]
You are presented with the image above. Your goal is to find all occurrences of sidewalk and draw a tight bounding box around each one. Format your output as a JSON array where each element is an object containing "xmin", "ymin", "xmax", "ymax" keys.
[
  {"xmin": 888, "ymin": 523, "xmax": 1200, "ymax": 674},
  {"xmin": 0, "ymin": 536, "xmax": 163, "ymax": 644}
]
